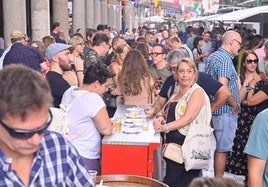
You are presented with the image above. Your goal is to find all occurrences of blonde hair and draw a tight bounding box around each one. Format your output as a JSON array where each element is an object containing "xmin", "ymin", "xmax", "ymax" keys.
[
  {"xmin": 68, "ymin": 36, "xmax": 84, "ymax": 53},
  {"xmin": 178, "ymin": 57, "xmax": 198, "ymax": 82}
]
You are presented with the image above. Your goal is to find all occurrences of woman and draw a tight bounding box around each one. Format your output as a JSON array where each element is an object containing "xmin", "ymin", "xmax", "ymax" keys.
[
  {"xmin": 153, "ymin": 58, "xmax": 211, "ymax": 187},
  {"xmin": 63, "ymin": 35, "xmax": 85, "ymax": 86},
  {"xmin": 117, "ymin": 49, "xmax": 154, "ymax": 105},
  {"xmin": 61, "ymin": 62, "xmax": 115, "ymax": 175},
  {"xmin": 109, "ymin": 43, "xmax": 130, "ymax": 87},
  {"xmin": 226, "ymin": 50, "xmax": 268, "ymax": 182},
  {"xmin": 135, "ymin": 42, "xmax": 153, "ymax": 66},
  {"xmin": 192, "ymin": 36, "xmax": 205, "ymax": 72}
]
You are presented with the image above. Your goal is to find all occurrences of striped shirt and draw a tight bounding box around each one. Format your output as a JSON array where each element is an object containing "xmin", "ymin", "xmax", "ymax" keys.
[
  {"xmin": 0, "ymin": 131, "xmax": 93, "ymax": 187},
  {"xmin": 206, "ymin": 47, "xmax": 240, "ymax": 115}
]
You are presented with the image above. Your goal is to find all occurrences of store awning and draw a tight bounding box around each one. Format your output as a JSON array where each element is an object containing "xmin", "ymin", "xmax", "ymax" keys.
[
  {"xmin": 207, "ymin": 5, "xmax": 268, "ymax": 22},
  {"xmin": 185, "ymin": 14, "xmax": 221, "ymax": 22}
]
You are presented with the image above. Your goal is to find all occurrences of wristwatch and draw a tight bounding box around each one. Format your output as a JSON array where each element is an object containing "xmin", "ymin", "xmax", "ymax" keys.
[{"xmin": 164, "ymin": 123, "xmax": 170, "ymax": 133}]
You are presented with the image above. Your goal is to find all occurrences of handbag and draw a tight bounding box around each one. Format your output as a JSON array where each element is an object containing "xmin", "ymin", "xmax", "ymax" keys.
[
  {"xmin": 182, "ymin": 124, "xmax": 213, "ymax": 171},
  {"xmin": 162, "ymin": 142, "xmax": 184, "ymax": 164},
  {"xmin": 181, "ymin": 88, "xmax": 213, "ymax": 171},
  {"xmin": 103, "ymin": 90, "xmax": 117, "ymax": 108}
]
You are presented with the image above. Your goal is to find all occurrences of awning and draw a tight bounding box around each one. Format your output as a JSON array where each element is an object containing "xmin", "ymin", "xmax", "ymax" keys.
[
  {"xmin": 185, "ymin": 14, "xmax": 221, "ymax": 22},
  {"xmin": 142, "ymin": 16, "xmax": 164, "ymax": 23},
  {"xmin": 207, "ymin": 5, "xmax": 268, "ymax": 22}
]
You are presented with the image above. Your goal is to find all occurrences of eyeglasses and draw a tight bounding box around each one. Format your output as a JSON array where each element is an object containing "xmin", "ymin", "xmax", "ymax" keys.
[
  {"xmin": 246, "ymin": 59, "xmax": 258, "ymax": 64},
  {"xmin": 77, "ymin": 43, "xmax": 85, "ymax": 46},
  {"xmin": 150, "ymin": 52, "xmax": 165, "ymax": 56},
  {"xmin": 0, "ymin": 110, "xmax": 52, "ymax": 139},
  {"xmin": 233, "ymin": 39, "xmax": 242, "ymax": 47},
  {"xmin": 168, "ymin": 66, "xmax": 177, "ymax": 72}
]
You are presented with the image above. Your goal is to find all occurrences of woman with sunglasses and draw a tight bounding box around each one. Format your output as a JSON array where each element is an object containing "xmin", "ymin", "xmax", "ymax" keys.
[
  {"xmin": 226, "ymin": 50, "xmax": 268, "ymax": 184},
  {"xmin": 61, "ymin": 62, "xmax": 115, "ymax": 175},
  {"xmin": 63, "ymin": 35, "xmax": 85, "ymax": 87}
]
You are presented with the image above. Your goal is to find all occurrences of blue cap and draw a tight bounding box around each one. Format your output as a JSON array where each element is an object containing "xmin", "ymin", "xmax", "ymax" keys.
[{"xmin": 45, "ymin": 43, "xmax": 71, "ymax": 61}]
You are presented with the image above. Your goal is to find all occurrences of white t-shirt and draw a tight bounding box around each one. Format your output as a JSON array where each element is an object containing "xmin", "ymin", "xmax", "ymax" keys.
[{"xmin": 61, "ymin": 87, "xmax": 106, "ymax": 159}]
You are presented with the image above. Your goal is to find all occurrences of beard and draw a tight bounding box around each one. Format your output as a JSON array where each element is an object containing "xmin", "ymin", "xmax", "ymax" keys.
[{"xmin": 59, "ymin": 61, "xmax": 72, "ymax": 71}]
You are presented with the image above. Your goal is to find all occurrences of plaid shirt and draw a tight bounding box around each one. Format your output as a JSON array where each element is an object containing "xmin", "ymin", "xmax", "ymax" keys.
[
  {"xmin": 206, "ymin": 47, "xmax": 240, "ymax": 115},
  {"xmin": 0, "ymin": 131, "xmax": 93, "ymax": 187},
  {"xmin": 3, "ymin": 42, "xmax": 45, "ymax": 72}
]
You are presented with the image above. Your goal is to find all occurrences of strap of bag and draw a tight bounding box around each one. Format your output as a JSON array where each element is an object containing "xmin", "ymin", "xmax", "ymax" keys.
[{"xmin": 59, "ymin": 92, "xmax": 85, "ymax": 112}]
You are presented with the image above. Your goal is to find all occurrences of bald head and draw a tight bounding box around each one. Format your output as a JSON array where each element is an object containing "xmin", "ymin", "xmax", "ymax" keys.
[
  {"xmin": 222, "ymin": 31, "xmax": 241, "ymax": 45},
  {"xmin": 221, "ymin": 31, "xmax": 242, "ymax": 56}
]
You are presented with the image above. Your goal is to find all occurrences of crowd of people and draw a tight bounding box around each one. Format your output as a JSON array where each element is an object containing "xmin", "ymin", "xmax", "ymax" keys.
[{"xmin": 0, "ymin": 21, "xmax": 268, "ymax": 187}]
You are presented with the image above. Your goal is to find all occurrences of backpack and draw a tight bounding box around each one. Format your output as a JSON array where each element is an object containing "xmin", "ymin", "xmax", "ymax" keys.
[
  {"xmin": 48, "ymin": 95, "xmax": 81, "ymax": 139},
  {"xmin": 49, "ymin": 104, "xmax": 70, "ymax": 139}
]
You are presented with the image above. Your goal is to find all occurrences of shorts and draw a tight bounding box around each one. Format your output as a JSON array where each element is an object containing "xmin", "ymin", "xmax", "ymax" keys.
[{"xmin": 211, "ymin": 112, "xmax": 237, "ymax": 152}]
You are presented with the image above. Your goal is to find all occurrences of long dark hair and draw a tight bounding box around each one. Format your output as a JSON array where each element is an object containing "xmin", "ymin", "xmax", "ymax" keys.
[{"xmin": 239, "ymin": 50, "xmax": 260, "ymax": 84}]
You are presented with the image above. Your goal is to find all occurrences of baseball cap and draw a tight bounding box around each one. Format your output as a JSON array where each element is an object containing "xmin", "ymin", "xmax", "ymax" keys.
[
  {"xmin": 10, "ymin": 30, "xmax": 25, "ymax": 39},
  {"xmin": 45, "ymin": 43, "xmax": 71, "ymax": 61}
]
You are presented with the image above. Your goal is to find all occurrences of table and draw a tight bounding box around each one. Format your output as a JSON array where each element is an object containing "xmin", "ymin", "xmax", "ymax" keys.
[{"xmin": 101, "ymin": 105, "xmax": 160, "ymax": 178}]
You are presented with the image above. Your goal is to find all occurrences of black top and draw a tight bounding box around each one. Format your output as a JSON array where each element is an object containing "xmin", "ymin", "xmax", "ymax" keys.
[
  {"xmin": 46, "ymin": 71, "xmax": 70, "ymax": 108},
  {"xmin": 159, "ymin": 72, "xmax": 223, "ymax": 99}
]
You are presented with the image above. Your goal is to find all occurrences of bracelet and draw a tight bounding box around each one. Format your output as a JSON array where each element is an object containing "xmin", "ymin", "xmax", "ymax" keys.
[
  {"xmin": 155, "ymin": 113, "xmax": 163, "ymax": 118},
  {"xmin": 165, "ymin": 123, "xmax": 170, "ymax": 133},
  {"xmin": 76, "ymin": 70, "xmax": 83, "ymax": 74},
  {"xmin": 247, "ymin": 85, "xmax": 255, "ymax": 92}
]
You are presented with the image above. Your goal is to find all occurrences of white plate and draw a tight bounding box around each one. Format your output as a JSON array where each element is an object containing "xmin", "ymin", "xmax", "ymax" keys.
[
  {"xmin": 125, "ymin": 118, "xmax": 143, "ymax": 123},
  {"xmin": 122, "ymin": 128, "xmax": 141, "ymax": 134},
  {"xmin": 126, "ymin": 107, "xmax": 139, "ymax": 112},
  {"xmin": 96, "ymin": 185, "xmax": 108, "ymax": 187},
  {"xmin": 125, "ymin": 113, "xmax": 142, "ymax": 119}
]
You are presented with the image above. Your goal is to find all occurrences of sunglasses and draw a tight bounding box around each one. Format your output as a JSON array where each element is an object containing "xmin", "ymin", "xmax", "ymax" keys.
[
  {"xmin": 233, "ymin": 39, "xmax": 243, "ymax": 47},
  {"xmin": 168, "ymin": 66, "xmax": 177, "ymax": 72},
  {"xmin": 150, "ymin": 52, "xmax": 165, "ymax": 56},
  {"xmin": 246, "ymin": 59, "xmax": 258, "ymax": 64},
  {"xmin": 0, "ymin": 110, "xmax": 52, "ymax": 139}
]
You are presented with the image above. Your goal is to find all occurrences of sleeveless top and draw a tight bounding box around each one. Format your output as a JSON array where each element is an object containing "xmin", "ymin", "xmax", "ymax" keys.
[{"xmin": 174, "ymin": 83, "xmax": 212, "ymax": 135}]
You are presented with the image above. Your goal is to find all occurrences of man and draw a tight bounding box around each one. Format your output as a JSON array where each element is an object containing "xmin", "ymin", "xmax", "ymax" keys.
[
  {"xmin": 206, "ymin": 30, "xmax": 241, "ymax": 177},
  {"xmin": 145, "ymin": 31, "xmax": 156, "ymax": 50},
  {"xmin": 244, "ymin": 108, "xmax": 268, "ymax": 187},
  {"xmin": 3, "ymin": 30, "xmax": 47, "ymax": 72},
  {"xmin": 84, "ymin": 28, "xmax": 97, "ymax": 54},
  {"xmin": 51, "ymin": 22, "xmax": 61, "ymax": 40},
  {"xmin": 104, "ymin": 35, "xmax": 126, "ymax": 66},
  {"xmin": 46, "ymin": 43, "xmax": 84, "ymax": 108},
  {"xmin": 160, "ymin": 29, "xmax": 169, "ymax": 46},
  {"xmin": 168, "ymin": 27, "xmax": 177, "ymax": 38},
  {"xmin": 83, "ymin": 31, "xmax": 111, "ymax": 73},
  {"xmin": 200, "ymin": 31, "xmax": 213, "ymax": 62},
  {"xmin": 166, "ymin": 36, "xmax": 194, "ymax": 60},
  {"xmin": 149, "ymin": 44, "xmax": 171, "ymax": 95},
  {"xmin": 151, "ymin": 50, "xmax": 231, "ymax": 115},
  {"xmin": 0, "ymin": 64, "xmax": 93, "ymax": 186}
]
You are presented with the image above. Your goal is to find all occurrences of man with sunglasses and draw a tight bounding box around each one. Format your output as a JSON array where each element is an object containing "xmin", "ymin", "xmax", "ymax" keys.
[
  {"xmin": 206, "ymin": 30, "xmax": 241, "ymax": 177},
  {"xmin": 0, "ymin": 65, "xmax": 93, "ymax": 186}
]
